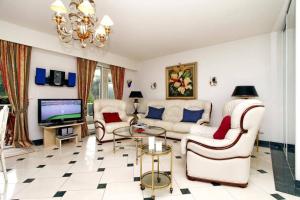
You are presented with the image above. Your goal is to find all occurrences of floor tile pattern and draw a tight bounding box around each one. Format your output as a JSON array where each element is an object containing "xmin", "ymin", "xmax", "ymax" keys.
[{"xmin": 0, "ymin": 135, "xmax": 299, "ymax": 200}]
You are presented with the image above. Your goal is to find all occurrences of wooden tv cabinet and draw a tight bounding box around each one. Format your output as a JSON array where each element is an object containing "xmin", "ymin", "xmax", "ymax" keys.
[{"xmin": 40, "ymin": 122, "xmax": 83, "ymax": 148}]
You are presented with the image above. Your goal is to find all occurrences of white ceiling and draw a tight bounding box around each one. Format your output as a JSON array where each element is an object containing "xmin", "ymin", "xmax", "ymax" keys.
[{"xmin": 0, "ymin": 0, "xmax": 287, "ymax": 61}]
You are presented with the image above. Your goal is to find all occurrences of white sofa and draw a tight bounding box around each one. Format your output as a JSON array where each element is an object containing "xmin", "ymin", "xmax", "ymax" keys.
[
  {"xmin": 138, "ymin": 100, "xmax": 212, "ymax": 139},
  {"xmin": 94, "ymin": 99, "xmax": 135, "ymax": 143},
  {"xmin": 181, "ymin": 99, "xmax": 265, "ymax": 187}
]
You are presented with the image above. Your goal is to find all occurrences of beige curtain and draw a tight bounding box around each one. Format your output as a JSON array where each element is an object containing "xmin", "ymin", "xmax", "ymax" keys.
[
  {"xmin": 0, "ymin": 40, "xmax": 32, "ymax": 147},
  {"xmin": 77, "ymin": 57, "xmax": 97, "ymax": 138}
]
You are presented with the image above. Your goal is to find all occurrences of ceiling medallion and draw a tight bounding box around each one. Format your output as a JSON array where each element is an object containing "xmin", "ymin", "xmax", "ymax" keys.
[{"xmin": 50, "ymin": 0, "xmax": 113, "ymax": 48}]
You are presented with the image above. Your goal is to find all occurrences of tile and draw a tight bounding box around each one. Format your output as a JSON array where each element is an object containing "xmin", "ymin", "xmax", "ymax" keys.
[
  {"xmin": 175, "ymin": 156, "xmax": 182, "ymax": 159},
  {"xmin": 68, "ymin": 161, "xmax": 76, "ymax": 164},
  {"xmin": 46, "ymin": 155, "xmax": 54, "ymax": 158},
  {"xmin": 103, "ymin": 182, "xmax": 143, "ymax": 200},
  {"xmin": 271, "ymin": 193, "xmax": 285, "ymax": 200},
  {"xmin": 73, "ymin": 152, "xmax": 80, "ymax": 155},
  {"xmin": 23, "ymin": 178, "xmax": 35, "ymax": 183},
  {"xmin": 53, "ymin": 191, "xmax": 66, "ymax": 197},
  {"xmin": 134, "ymin": 177, "xmax": 140, "ymax": 181},
  {"xmin": 257, "ymin": 169, "xmax": 268, "ymax": 174},
  {"xmin": 37, "ymin": 165, "xmax": 46, "ymax": 168},
  {"xmin": 61, "ymin": 189, "xmax": 104, "ymax": 200},
  {"xmin": 127, "ymin": 163, "xmax": 134, "ymax": 167},
  {"xmin": 211, "ymin": 182, "xmax": 221, "ymax": 186},
  {"xmin": 14, "ymin": 177, "xmax": 67, "ymax": 199},
  {"xmin": 61, "ymin": 172, "xmax": 102, "ymax": 190},
  {"xmin": 33, "ymin": 164, "xmax": 72, "ymax": 178},
  {"xmin": 62, "ymin": 173, "xmax": 72, "ymax": 177},
  {"xmin": 101, "ymin": 167, "xmax": 133, "ymax": 183},
  {"xmin": 98, "ymin": 168, "xmax": 105, "ymax": 172},
  {"xmin": 97, "ymin": 183, "xmax": 107, "ymax": 189},
  {"xmin": 190, "ymin": 186, "xmax": 233, "ymax": 200},
  {"xmin": 180, "ymin": 188, "xmax": 191, "ymax": 194}
]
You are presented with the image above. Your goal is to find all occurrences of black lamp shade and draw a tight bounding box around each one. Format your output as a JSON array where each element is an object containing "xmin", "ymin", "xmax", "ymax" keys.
[
  {"xmin": 232, "ymin": 86, "xmax": 258, "ymax": 97},
  {"xmin": 129, "ymin": 91, "xmax": 143, "ymax": 98}
]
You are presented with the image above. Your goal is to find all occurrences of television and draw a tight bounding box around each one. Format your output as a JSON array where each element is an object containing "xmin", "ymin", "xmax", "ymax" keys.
[{"xmin": 38, "ymin": 99, "xmax": 82, "ymax": 125}]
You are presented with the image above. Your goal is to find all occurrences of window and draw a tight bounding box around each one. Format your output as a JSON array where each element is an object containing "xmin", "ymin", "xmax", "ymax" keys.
[
  {"xmin": 0, "ymin": 73, "xmax": 9, "ymax": 105},
  {"xmin": 87, "ymin": 64, "xmax": 115, "ymax": 116}
]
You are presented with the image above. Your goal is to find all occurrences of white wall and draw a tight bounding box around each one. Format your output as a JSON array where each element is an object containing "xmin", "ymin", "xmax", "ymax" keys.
[
  {"xmin": 0, "ymin": 20, "xmax": 138, "ymax": 70},
  {"xmin": 137, "ymin": 33, "xmax": 284, "ymax": 143},
  {"xmin": 28, "ymin": 48, "xmax": 77, "ymax": 140},
  {"xmin": 28, "ymin": 48, "xmax": 138, "ymax": 140}
]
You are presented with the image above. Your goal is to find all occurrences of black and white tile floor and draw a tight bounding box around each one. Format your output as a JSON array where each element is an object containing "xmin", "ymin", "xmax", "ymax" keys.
[{"xmin": 0, "ymin": 135, "xmax": 299, "ymax": 200}]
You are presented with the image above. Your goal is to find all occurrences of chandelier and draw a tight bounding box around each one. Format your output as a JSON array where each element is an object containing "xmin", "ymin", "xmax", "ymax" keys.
[{"xmin": 50, "ymin": 0, "xmax": 113, "ymax": 48}]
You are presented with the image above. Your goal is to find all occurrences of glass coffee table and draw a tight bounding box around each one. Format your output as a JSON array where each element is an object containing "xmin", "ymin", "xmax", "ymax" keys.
[{"xmin": 113, "ymin": 126, "xmax": 167, "ymax": 164}]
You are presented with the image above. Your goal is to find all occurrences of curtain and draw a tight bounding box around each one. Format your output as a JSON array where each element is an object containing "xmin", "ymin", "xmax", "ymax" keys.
[
  {"xmin": 0, "ymin": 40, "xmax": 32, "ymax": 147},
  {"xmin": 77, "ymin": 57, "xmax": 97, "ymax": 138},
  {"xmin": 110, "ymin": 65, "xmax": 125, "ymax": 100}
]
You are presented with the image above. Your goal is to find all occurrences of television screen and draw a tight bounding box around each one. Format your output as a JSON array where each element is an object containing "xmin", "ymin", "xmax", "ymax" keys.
[{"xmin": 38, "ymin": 99, "xmax": 82, "ymax": 124}]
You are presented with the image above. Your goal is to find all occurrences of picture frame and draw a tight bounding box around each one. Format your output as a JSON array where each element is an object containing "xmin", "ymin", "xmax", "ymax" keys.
[{"xmin": 165, "ymin": 62, "xmax": 197, "ymax": 99}]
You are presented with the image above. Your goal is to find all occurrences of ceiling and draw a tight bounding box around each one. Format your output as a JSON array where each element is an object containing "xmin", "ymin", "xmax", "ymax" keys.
[{"xmin": 0, "ymin": 0, "xmax": 287, "ymax": 61}]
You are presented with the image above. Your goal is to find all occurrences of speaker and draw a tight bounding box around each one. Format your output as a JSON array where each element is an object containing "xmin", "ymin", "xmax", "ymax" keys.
[
  {"xmin": 49, "ymin": 70, "xmax": 65, "ymax": 86},
  {"xmin": 35, "ymin": 68, "xmax": 46, "ymax": 85},
  {"xmin": 67, "ymin": 72, "xmax": 76, "ymax": 87}
]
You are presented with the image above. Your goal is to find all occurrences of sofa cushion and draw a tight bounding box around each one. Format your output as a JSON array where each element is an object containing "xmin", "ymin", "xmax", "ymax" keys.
[
  {"xmin": 173, "ymin": 122, "xmax": 195, "ymax": 133},
  {"xmin": 181, "ymin": 108, "xmax": 204, "ymax": 123},
  {"xmin": 106, "ymin": 122, "xmax": 129, "ymax": 133},
  {"xmin": 103, "ymin": 112, "xmax": 122, "ymax": 123},
  {"xmin": 163, "ymin": 106, "xmax": 183, "ymax": 122},
  {"xmin": 146, "ymin": 106, "xmax": 165, "ymax": 120},
  {"xmin": 213, "ymin": 115, "xmax": 231, "ymax": 140}
]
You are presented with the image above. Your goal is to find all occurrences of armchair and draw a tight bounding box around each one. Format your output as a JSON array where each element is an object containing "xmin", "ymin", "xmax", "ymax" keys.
[
  {"xmin": 94, "ymin": 99, "xmax": 135, "ymax": 143},
  {"xmin": 181, "ymin": 99, "xmax": 265, "ymax": 187}
]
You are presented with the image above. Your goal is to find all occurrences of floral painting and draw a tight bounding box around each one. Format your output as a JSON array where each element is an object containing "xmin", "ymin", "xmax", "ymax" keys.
[{"xmin": 166, "ymin": 62, "xmax": 197, "ymax": 99}]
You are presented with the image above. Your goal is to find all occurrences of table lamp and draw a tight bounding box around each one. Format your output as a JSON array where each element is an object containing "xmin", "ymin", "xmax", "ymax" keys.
[
  {"xmin": 129, "ymin": 91, "xmax": 143, "ymax": 114},
  {"xmin": 232, "ymin": 86, "xmax": 258, "ymax": 99}
]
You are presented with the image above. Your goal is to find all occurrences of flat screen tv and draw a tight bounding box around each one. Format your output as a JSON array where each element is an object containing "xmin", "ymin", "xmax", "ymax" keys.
[{"xmin": 38, "ymin": 99, "xmax": 82, "ymax": 125}]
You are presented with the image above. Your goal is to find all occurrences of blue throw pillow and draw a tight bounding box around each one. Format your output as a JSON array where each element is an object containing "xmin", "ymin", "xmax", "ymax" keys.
[
  {"xmin": 146, "ymin": 106, "xmax": 165, "ymax": 120},
  {"xmin": 181, "ymin": 108, "xmax": 204, "ymax": 123}
]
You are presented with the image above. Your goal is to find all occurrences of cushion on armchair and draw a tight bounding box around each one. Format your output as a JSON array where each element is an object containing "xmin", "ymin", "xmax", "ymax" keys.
[
  {"xmin": 213, "ymin": 115, "xmax": 231, "ymax": 139},
  {"xmin": 103, "ymin": 112, "xmax": 122, "ymax": 123},
  {"xmin": 181, "ymin": 108, "xmax": 204, "ymax": 123},
  {"xmin": 146, "ymin": 106, "xmax": 165, "ymax": 120}
]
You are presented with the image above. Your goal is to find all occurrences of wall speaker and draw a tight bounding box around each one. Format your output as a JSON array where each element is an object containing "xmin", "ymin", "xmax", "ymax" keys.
[
  {"xmin": 67, "ymin": 72, "xmax": 76, "ymax": 87},
  {"xmin": 49, "ymin": 70, "xmax": 65, "ymax": 86},
  {"xmin": 35, "ymin": 68, "xmax": 46, "ymax": 85}
]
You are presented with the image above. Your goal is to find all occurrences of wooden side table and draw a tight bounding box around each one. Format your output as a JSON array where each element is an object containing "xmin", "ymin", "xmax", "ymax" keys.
[{"xmin": 40, "ymin": 122, "xmax": 83, "ymax": 148}]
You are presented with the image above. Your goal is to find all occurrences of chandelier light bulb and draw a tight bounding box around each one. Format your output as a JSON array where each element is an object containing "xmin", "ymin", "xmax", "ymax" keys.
[
  {"xmin": 78, "ymin": 0, "xmax": 95, "ymax": 16},
  {"xmin": 95, "ymin": 25, "xmax": 106, "ymax": 36},
  {"xmin": 100, "ymin": 15, "xmax": 114, "ymax": 27},
  {"xmin": 50, "ymin": 0, "xmax": 67, "ymax": 14}
]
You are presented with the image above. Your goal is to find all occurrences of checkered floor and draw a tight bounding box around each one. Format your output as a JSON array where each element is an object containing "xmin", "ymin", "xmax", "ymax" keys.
[{"xmin": 0, "ymin": 135, "xmax": 299, "ymax": 200}]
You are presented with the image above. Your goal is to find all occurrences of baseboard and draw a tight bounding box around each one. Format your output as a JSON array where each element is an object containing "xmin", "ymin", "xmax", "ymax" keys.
[
  {"xmin": 295, "ymin": 180, "xmax": 300, "ymax": 189},
  {"xmin": 258, "ymin": 140, "xmax": 295, "ymax": 153}
]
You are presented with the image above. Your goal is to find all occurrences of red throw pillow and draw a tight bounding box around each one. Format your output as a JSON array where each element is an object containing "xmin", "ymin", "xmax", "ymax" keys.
[
  {"xmin": 103, "ymin": 112, "xmax": 122, "ymax": 123},
  {"xmin": 213, "ymin": 115, "xmax": 231, "ymax": 140}
]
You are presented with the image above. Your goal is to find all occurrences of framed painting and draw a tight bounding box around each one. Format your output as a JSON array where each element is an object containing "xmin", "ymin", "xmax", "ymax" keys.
[{"xmin": 165, "ymin": 62, "xmax": 197, "ymax": 99}]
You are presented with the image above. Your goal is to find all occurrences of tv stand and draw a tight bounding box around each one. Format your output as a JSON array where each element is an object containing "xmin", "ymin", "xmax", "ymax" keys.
[{"xmin": 40, "ymin": 122, "xmax": 83, "ymax": 148}]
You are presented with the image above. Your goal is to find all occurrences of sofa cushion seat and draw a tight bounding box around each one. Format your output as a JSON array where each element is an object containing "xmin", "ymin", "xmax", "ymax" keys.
[
  {"xmin": 154, "ymin": 120, "xmax": 173, "ymax": 131},
  {"xmin": 138, "ymin": 118, "xmax": 157, "ymax": 127},
  {"xmin": 173, "ymin": 122, "xmax": 195, "ymax": 133},
  {"xmin": 106, "ymin": 122, "xmax": 129, "ymax": 133}
]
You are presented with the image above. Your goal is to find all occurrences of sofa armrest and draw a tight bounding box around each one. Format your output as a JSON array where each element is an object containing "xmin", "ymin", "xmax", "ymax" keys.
[
  {"xmin": 181, "ymin": 134, "xmax": 231, "ymax": 154},
  {"xmin": 126, "ymin": 116, "xmax": 136, "ymax": 125},
  {"xmin": 137, "ymin": 113, "xmax": 146, "ymax": 119},
  {"xmin": 196, "ymin": 118, "xmax": 210, "ymax": 125}
]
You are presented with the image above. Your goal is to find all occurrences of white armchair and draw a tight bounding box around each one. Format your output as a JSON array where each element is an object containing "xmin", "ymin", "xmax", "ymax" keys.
[
  {"xmin": 94, "ymin": 99, "xmax": 135, "ymax": 143},
  {"xmin": 181, "ymin": 99, "xmax": 265, "ymax": 187}
]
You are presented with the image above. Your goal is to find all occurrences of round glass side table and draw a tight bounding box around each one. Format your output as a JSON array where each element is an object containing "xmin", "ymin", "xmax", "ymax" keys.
[{"xmin": 140, "ymin": 144, "xmax": 173, "ymax": 200}]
